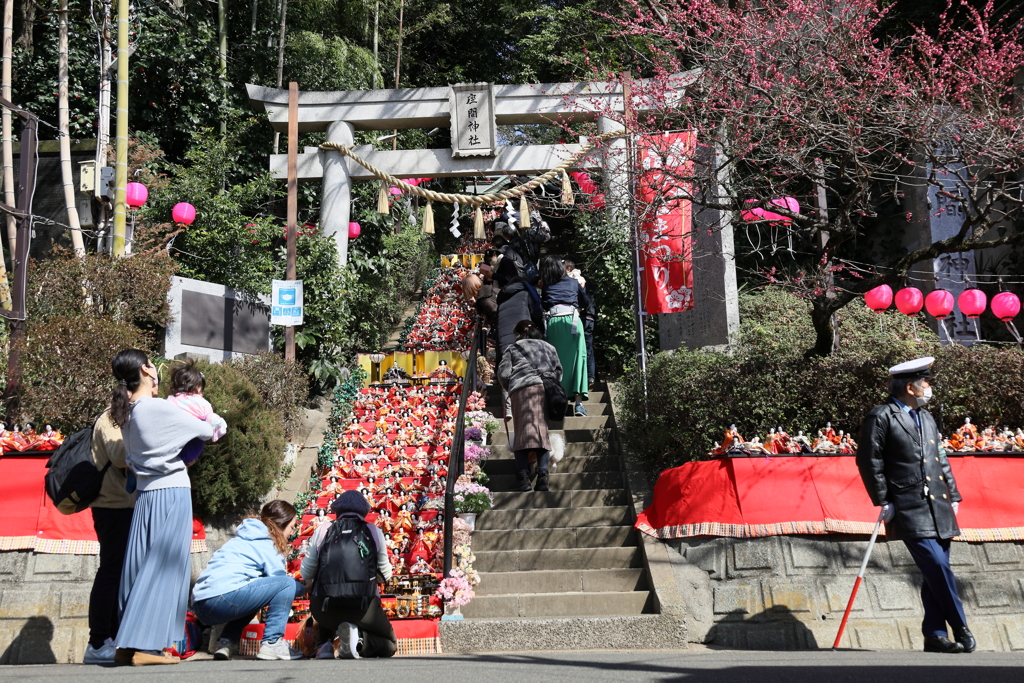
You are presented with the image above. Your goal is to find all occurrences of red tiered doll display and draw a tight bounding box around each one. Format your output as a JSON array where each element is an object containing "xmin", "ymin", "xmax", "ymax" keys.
[{"xmin": 290, "ymin": 382, "xmax": 465, "ymax": 621}]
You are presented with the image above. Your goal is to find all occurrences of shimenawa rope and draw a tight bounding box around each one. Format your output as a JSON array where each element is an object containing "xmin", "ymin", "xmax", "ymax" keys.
[{"xmin": 318, "ymin": 130, "xmax": 621, "ymax": 206}]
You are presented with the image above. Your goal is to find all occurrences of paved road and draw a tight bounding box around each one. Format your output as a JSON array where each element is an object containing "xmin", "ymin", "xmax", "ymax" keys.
[{"xmin": 2, "ymin": 648, "xmax": 1024, "ymax": 683}]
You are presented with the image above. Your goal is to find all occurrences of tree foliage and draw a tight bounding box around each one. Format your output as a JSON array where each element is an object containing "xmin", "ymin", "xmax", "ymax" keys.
[{"xmin": 186, "ymin": 360, "xmax": 285, "ymax": 517}]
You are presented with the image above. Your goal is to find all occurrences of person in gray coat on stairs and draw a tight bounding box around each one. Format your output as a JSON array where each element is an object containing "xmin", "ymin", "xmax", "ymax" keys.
[{"xmin": 497, "ymin": 320, "xmax": 562, "ymax": 492}]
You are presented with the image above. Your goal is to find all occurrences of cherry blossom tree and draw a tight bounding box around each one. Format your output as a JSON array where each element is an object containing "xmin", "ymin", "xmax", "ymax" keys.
[{"xmin": 599, "ymin": 0, "xmax": 1024, "ymax": 355}]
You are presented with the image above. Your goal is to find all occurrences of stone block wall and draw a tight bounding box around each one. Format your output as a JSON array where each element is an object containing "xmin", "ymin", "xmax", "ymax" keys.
[
  {"xmin": 669, "ymin": 535, "xmax": 1024, "ymax": 651},
  {"xmin": 0, "ymin": 524, "xmax": 236, "ymax": 664}
]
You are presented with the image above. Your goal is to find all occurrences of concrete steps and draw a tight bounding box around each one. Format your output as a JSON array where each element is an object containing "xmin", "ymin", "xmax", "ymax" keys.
[
  {"xmin": 461, "ymin": 381, "xmax": 656, "ymax": 628},
  {"xmin": 462, "ymin": 590, "xmax": 652, "ymax": 619}
]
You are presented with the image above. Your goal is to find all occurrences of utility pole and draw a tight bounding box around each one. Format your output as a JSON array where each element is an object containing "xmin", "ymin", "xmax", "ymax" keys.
[
  {"xmin": 58, "ymin": 0, "xmax": 85, "ymax": 256},
  {"xmin": 272, "ymin": 0, "xmax": 288, "ymax": 155},
  {"xmin": 372, "ymin": 0, "xmax": 379, "ymax": 88},
  {"xmin": 111, "ymin": 0, "xmax": 129, "ymax": 255},
  {"xmin": 391, "ymin": 0, "xmax": 403, "ymax": 150},
  {"xmin": 95, "ymin": 1, "xmax": 112, "ymax": 253},
  {"xmin": 285, "ymin": 82, "xmax": 298, "ymax": 362}
]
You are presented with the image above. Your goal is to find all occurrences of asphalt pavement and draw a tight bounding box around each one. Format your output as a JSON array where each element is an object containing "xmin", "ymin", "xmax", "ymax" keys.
[{"xmin": 2, "ymin": 647, "xmax": 1024, "ymax": 683}]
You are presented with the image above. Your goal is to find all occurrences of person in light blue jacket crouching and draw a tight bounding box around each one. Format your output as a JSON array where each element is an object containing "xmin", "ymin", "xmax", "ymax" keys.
[{"xmin": 192, "ymin": 500, "xmax": 306, "ymax": 661}]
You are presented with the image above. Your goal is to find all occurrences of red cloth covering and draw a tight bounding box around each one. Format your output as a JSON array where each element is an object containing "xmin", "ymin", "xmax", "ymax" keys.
[
  {"xmin": 636, "ymin": 455, "xmax": 1024, "ymax": 541},
  {"xmin": 0, "ymin": 455, "xmax": 207, "ymax": 553}
]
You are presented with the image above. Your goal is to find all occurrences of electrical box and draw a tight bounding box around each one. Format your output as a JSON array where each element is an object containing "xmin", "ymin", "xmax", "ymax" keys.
[
  {"xmin": 99, "ymin": 167, "xmax": 115, "ymax": 199},
  {"xmin": 77, "ymin": 196, "xmax": 95, "ymax": 227},
  {"xmin": 79, "ymin": 160, "xmax": 96, "ymax": 193}
]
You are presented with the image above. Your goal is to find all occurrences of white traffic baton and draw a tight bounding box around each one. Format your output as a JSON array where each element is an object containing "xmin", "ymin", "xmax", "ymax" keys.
[{"xmin": 832, "ymin": 507, "xmax": 885, "ymax": 650}]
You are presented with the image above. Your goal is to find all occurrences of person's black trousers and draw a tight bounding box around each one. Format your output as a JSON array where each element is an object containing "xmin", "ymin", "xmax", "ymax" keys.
[
  {"xmin": 311, "ymin": 595, "xmax": 397, "ymax": 658},
  {"xmin": 903, "ymin": 537, "xmax": 968, "ymax": 637},
  {"xmin": 88, "ymin": 507, "xmax": 134, "ymax": 649}
]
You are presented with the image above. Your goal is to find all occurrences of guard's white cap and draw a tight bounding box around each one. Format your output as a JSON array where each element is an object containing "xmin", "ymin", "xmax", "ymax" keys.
[{"xmin": 888, "ymin": 357, "xmax": 935, "ymax": 379}]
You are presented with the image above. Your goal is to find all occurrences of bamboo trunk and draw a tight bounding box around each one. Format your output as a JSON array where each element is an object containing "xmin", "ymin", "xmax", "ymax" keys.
[
  {"xmin": 111, "ymin": 0, "xmax": 128, "ymax": 255},
  {"xmin": 58, "ymin": 0, "xmax": 85, "ymax": 256}
]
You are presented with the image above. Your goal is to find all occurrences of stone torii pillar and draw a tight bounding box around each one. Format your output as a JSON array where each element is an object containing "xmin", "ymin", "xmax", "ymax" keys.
[{"xmin": 322, "ymin": 120, "xmax": 355, "ymax": 265}]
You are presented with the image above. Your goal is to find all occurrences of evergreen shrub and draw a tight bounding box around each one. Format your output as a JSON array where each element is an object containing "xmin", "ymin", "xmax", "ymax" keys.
[
  {"xmin": 188, "ymin": 361, "xmax": 285, "ymax": 517},
  {"xmin": 227, "ymin": 352, "xmax": 309, "ymax": 439},
  {"xmin": 619, "ymin": 289, "xmax": 1024, "ymax": 475}
]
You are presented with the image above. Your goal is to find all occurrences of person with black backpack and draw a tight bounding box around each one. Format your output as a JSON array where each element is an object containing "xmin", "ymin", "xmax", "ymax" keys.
[
  {"xmin": 78, "ymin": 353, "xmax": 145, "ymax": 664},
  {"xmin": 300, "ymin": 490, "xmax": 396, "ymax": 659}
]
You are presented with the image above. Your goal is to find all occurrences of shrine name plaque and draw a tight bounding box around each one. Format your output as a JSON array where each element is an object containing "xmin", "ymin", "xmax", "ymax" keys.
[{"xmin": 449, "ymin": 83, "xmax": 496, "ymax": 158}]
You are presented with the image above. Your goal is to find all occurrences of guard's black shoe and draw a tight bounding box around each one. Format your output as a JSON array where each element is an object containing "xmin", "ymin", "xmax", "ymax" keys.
[
  {"xmin": 924, "ymin": 636, "xmax": 964, "ymax": 653},
  {"xmin": 534, "ymin": 472, "xmax": 549, "ymax": 492},
  {"xmin": 514, "ymin": 470, "xmax": 532, "ymax": 492},
  {"xmin": 954, "ymin": 627, "xmax": 976, "ymax": 653}
]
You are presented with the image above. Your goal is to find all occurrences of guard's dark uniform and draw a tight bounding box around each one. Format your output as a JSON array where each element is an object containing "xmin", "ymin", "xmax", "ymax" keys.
[{"xmin": 857, "ymin": 399, "xmax": 967, "ymax": 637}]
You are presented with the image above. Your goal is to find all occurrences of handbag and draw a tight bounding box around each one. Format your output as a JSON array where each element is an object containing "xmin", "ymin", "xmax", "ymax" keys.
[{"xmin": 513, "ymin": 342, "xmax": 567, "ymax": 422}]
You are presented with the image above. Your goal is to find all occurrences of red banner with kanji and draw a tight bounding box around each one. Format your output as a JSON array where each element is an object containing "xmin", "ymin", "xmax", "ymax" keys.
[{"xmin": 636, "ymin": 132, "xmax": 695, "ymax": 314}]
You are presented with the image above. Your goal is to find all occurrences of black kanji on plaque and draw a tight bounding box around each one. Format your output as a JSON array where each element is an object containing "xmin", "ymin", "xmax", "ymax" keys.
[
  {"xmin": 467, "ymin": 121, "xmax": 479, "ymax": 132},
  {"xmin": 466, "ymin": 94, "xmax": 478, "ymax": 104},
  {"xmin": 468, "ymin": 135, "xmax": 480, "ymax": 146},
  {"xmin": 467, "ymin": 108, "xmax": 478, "ymax": 118}
]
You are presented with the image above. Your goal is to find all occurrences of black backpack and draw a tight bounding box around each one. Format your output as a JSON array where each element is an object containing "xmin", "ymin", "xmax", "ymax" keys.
[
  {"xmin": 314, "ymin": 514, "xmax": 378, "ymax": 606},
  {"xmin": 44, "ymin": 421, "xmax": 109, "ymax": 515}
]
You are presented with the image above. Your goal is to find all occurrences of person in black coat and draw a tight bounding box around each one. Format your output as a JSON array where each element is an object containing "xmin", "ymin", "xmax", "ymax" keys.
[
  {"xmin": 856, "ymin": 357, "xmax": 974, "ymax": 654},
  {"xmin": 495, "ymin": 273, "xmax": 542, "ymax": 366}
]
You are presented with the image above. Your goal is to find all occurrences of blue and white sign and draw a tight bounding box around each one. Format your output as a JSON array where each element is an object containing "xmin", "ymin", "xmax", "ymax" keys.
[{"xmin": 271, "ymin": 279, "xmax": 304, "ymax": 326}]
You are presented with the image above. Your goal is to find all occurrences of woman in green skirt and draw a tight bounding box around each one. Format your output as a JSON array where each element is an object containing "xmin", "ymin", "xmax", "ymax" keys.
[{"xmin": 539, "ymin": 256, "xmax": 591, "ymax": 416}]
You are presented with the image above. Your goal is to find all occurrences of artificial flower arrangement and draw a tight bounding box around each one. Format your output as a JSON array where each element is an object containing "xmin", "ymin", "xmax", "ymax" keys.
[
  {"xmin": 467, "ymin": 410, "xmax": 500, "ymax": 437},
  {"xmin": 453, "ymin": 479, "xmax": 493, "ymax": 514},
  {"xmin": 435, "ymin": 569, "xmax": 475, "ymax": 609},
  {"xmin": 451, "ymin": 517, "xmax": 473, "ymax": 547},
  {"xmin": 467, "ymin": 391, "xmax": 487, "ymax": 412}
]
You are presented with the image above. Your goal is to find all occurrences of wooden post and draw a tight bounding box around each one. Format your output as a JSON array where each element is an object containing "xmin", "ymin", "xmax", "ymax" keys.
[
  {"xmin": 623, "ymin": 70, "xmax": 648, "ymax": 397},
  {"xmin": 285, "ymin": 82, "xmax": 298, "ymax": 362},
  {"xmin": 2, "ymin": 106, "xmax": 37, "ymax": 415}
]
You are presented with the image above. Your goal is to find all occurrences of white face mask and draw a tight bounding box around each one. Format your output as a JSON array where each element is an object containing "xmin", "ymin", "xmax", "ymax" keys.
[{"xmin": 915, "ymin": 387, "xmax": 933, "ymax": 407}]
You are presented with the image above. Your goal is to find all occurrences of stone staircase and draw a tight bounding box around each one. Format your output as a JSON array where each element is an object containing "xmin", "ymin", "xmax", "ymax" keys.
[{"xmin": 440, "ymin": 383, "xmax": 686, "ymax": 650}]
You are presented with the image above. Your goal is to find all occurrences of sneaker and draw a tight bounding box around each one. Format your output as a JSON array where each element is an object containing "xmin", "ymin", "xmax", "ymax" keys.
[
  {"xmin": 83, "ymin": 638, "xmax": 116, "ymax": 664},
  {"xmin": 213, "ymin": 638, "xmax": 237, "ymax": 661},
  {"xmin": 336, "ymin": 623, "xmax": 362, "ymax": 659},
  {"xmin": 574, "ymin": 402, "xmax": 588, "ymax": 417},
  {"xmin": 256, "ymin": 638, "xmax": 304, "ymax": 660},
  {"xmin": 315, "ymin": 640, "xmax": 337, "ymax": 659}
]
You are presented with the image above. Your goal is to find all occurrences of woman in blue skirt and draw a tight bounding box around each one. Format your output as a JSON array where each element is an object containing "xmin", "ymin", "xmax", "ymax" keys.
[{"xmin": 110, "ymin": 350, "xmax": 216, "ymax": 666}]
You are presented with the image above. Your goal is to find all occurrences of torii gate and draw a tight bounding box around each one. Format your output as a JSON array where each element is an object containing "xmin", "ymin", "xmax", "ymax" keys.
[{"xmin": 245, "ymin": 78, "xmax": 676, "ymax": 265}]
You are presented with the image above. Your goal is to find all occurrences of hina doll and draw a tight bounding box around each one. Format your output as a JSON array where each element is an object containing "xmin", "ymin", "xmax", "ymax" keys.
[
  {"xmin": 324, "ymin": 476, "xmax": 344, "ymax": 495},
  {"xmin": 299, "ymin": 509, "xmax": 328, "ymax": 536},
  {"xmin": 395, "ymin": 504, "xmax": 415, "ymax": 532},
  {"xmin": 2, "ymin": 424, "xmax": 28, "ymax": 452},
  {"xmin": 410, "ymin": 558, "xmax": 432, "ymax": 575}
]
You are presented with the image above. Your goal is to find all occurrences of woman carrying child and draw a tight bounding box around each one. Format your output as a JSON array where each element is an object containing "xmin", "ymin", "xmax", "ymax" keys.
[
  {"xmin": 112, "ymin": 352, "xmax": 218, "ymax": 666},
  {"xmin": 192, "ymin": 500, "xmax": 306, "ymax": 661}
]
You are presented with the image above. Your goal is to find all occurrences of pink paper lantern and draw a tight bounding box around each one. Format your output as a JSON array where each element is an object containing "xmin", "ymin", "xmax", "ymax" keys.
[
  {"xmin": 741, "ymin": 196, "xmax": 800, "ymax": 222},
  {"xmin": 171, "ymin": 202, "xmax": 196, "ymax": 226},
  {"xmin": 991, "ymin": 292, "xmax": 1021, "ymax": 321},
  {"xmin": 958, "ymin": 288, "xmax": 987, "ymax": 319},
  {"xmin": 864, "ymin": 284, "xmax": 893, "ymax": 313},
  {"xmin": 125, "ymin": 182, "xmax": 148, "ymax": 208},
  {"xmin": 894, "ymin": 287, "xmax": 924, "ymax": 317},
  {"xmin": 348, "ymin": 222, "xmax": 361, "ymax": 239},
  {"xmin": 925, "ymin": 289, "xmax": 955, "ymax": 319}
]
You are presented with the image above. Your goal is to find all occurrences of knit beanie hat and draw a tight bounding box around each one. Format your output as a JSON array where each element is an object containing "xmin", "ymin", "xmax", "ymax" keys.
[{"xmin": 331, "ymin": 489, "xmax": 370, "ymax": 517}]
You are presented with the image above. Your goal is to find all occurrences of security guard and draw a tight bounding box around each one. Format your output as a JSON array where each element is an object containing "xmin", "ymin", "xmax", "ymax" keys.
[{"xmin": 856, "ymin": 357, "xmax": 975, "ymax": 654}]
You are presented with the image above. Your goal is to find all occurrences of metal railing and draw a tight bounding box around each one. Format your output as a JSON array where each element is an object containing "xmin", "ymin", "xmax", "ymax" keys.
[{"xmin": 442, "ymin": 316, "xmax": 485, "ymax": 576}]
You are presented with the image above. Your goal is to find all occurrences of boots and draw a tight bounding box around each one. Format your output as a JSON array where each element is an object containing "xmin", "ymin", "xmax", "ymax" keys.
[
  {"xmin": 515, "ymin": 470, "xmax": 533, "ymax": 492},
  {"xmin": 535, "ymin": 471, "xmax": 550, "ymax": 492}
]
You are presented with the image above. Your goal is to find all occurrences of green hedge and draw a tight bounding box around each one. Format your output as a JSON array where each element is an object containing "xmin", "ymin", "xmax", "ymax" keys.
[{"xmin": 619, "ymin": 289, "xmax": 1024, "ymax": 474}]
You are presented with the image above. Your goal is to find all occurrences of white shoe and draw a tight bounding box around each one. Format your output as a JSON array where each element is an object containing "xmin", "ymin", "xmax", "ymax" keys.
[
  {"xmin": 213, "ymin": 638, "xmax": 237, "ymax": 661},
  {"xmin": 336, "ymin": 623, "xmax": 362, "ymax": 659},
  {"xmin": 256, "ymin": 638, "xmax": 304, "ymax": 660},
  {"xmin": 83, "ymin": 638, "xmax": 116, "ymax": 664}
]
